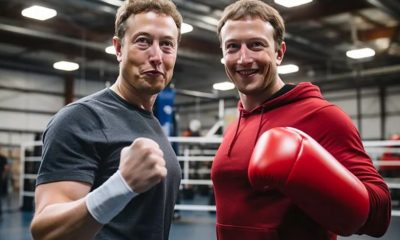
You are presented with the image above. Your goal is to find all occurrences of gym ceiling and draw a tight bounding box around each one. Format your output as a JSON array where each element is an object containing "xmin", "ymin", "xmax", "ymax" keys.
[{"xmin": 0, "ymin": 0, "xmax": 399, "ymax": 95}]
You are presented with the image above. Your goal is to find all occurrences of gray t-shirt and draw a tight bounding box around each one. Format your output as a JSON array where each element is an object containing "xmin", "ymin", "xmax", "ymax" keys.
[{"xmin": 37, "ymin": 88, "xmax": 181, "ymax": 240}]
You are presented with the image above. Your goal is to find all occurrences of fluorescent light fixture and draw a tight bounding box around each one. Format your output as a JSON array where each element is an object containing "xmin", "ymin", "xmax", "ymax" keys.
[
  {"xmin": 200, "ymin": 16, "xmax": 219, "ymax": 26},
  {"xmin": 21, "ymin": 5, "xmax": 57, "ymax": 21},
  {"xmin": 278, "ymin": 64, "xmax": 299, "ymax": 74},
  {"xmin": 105, "ymin": 45, "xmax": 116, "ymax": 55},
  {"xmin": 346, "ymin": 47, "xmax": 375, "ymax": 59},
  {"xmin": 274, "ymin": 0, "xmax": 313, "ymax": 8},
  {"xmin": 53, "ymin": 61, "xmax": 79, "ymax": 71},
  {"xmin": 213, "ymin": 81, "xmax": 235, "ymax": 91},
  {"xmin": 98, "ymin": 0, "xmax": 122, "ymax": 7},
  {"xmin": 181, "ymin": 22, "xmax": 193, "ymax": 34}
]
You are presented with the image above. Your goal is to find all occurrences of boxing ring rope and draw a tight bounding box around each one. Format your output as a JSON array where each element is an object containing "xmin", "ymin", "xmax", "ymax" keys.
[
  {"xmin": 170, "ymin": 138, "xmax": 400, "ymax": 217},
  {"xmin": 362, "ymin": 140, "xmax": 400, "ymax": 217},
  {"xmin": 19, "ymin": 138, "xmax": 400, "ymax": 217},
  {"xmin": 168, "ymin": 136, "xmax": 221, "ymax": 212}
]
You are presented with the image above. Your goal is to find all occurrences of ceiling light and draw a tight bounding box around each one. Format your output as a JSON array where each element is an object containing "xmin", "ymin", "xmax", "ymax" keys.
[
  {"xmin": 200, "ymin": 16, "xmax": 219, "ymax": 26},
  {"xmin": 181, "ymin": 23, "xmax": 193, "ymax": 34},
  {"xmin": 274, "ymin": 0, "xmax": 313, "ymax": 8},
  {"xmin": 98, "ymin": 0, "xmax": 122, "ymax": 7},
  {"xmin": 278, "ymin": 64, "xmax": 299, "ymax": 74},
  {"xmin": 346, "ymin": 47, "xmax": 375, "ymax": 59},
  {"xmin": 21, "ymin": 5, "xmax": 57, "ymax": 21},
  {"xmin": 105, "ymin": 45, "xmax": 116, "ymax": 55},
  {"xmin": 53, "ymin": 61, "xmax": 79, "ymax": 71},
  {"xmin": 213, "ymin": 82, "xmax": 235, "ymax": 91}
]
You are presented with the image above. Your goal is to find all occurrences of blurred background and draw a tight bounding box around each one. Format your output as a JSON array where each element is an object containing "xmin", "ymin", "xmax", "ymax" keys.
[{"xmin": 0, "ymin": 0, "xmax": 399, "ymax": 239}]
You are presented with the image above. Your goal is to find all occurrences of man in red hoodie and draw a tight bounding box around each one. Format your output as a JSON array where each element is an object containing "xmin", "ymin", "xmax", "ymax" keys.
[{"xmin": 211, "ymin": 0, "xmax": 391, "ymax": 239}]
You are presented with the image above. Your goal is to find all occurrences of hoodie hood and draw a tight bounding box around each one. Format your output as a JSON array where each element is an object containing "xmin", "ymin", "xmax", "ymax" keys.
[{"xmin": 227, "ymin": 82, "xmax": 324, "ymax": 156}]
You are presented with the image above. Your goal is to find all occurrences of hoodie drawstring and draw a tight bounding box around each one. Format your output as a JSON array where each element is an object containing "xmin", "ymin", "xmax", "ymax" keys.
[
  {"xmin": 254, "ymin": 108, "xmax": 265, "ymax": 147},
  {"xmin": 227, "ymin": 111, "xmax": 242, "ymax": 157},
  {"xmin": 227, "ymin": 108, "xmax": 265, "ymax": 157}
]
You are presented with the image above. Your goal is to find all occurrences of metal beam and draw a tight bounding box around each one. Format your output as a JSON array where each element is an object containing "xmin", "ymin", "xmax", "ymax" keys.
[
  {"xmin": 0, "ymin": 23, "xmax": 106, "ymax": 51},
  {"xmin": 175, "ymin": 88, "xmax": 219, "ymax": 99},
  {"xmin": 284, "ymin": 0, "xmax": 370, "ymax": 23},
  {"xmin": 365, "ymin": 0, "xmax": 400, "ymax": 20}
]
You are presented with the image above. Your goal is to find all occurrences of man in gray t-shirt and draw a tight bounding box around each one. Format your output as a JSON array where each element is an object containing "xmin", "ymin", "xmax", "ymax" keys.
[{"xmin": 30, "ymin": 1, "xmax": 183, "ymax": 239}]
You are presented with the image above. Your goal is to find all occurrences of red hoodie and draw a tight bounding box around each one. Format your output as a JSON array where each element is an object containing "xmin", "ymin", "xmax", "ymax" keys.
[{"xmin": 211, "ymin": 82, "xmax": 391, "ymax": 240}]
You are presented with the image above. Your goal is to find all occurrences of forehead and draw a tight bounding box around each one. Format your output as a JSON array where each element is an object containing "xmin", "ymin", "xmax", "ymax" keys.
[
  {"xmin": 125, "ymin": 11, "xmax": 179, "ymax": 39},
  {"xmin": 220, "ymin": 17, "xmax": 274, "ymax": 42}
]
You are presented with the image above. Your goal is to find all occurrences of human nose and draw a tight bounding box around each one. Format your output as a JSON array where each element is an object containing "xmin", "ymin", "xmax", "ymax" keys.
[
  {"xmin": 149, "ymin": 43, "xmax": 162, "ymax": 66},
  {"xmin": 238, "ymin": 44, "xmax": 253, "ymax": 64}
]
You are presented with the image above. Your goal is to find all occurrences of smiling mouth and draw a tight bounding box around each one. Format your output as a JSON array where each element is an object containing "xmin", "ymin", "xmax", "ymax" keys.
[{"xmin": 237, "ymin": 69, "xmax": 258, "ymax": 76}]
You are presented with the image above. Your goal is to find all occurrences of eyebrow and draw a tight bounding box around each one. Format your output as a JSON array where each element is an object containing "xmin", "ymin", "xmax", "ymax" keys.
[
  {"xmin": 131, "ymin": 31, "xmax": 177, "ymax": 41},
  {"xmin": 224, "ymin": 37, "xmax": 268, "ymax": 46}
]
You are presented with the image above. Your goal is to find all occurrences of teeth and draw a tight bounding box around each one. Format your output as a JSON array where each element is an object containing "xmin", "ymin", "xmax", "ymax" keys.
[{"xmin": 238, "ymin": 69, "xmax": 257, "ymax": 75}]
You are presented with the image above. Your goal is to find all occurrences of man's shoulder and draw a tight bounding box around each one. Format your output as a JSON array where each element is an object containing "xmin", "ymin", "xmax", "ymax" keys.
[
  {"xmin": 71, "ymin": 88, "xmax": 110, "ymax": 108},
  {"xmin": 47, "ymin": 96, "xmax": 107, "ymax": 134},
  {"xmin": 56, "ymin": 88, "xmax": 112, "ymax": 117}
]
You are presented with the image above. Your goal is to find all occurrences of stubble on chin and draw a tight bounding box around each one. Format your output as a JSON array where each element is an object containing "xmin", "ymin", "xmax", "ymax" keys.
[{"xmin": 143, "ymin": 77, "xmax": 168, "ymax": 94}]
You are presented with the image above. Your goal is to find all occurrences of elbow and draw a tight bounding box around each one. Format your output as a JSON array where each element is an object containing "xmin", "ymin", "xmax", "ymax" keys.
[
  {"xmin": 30, "ymin": 219, "xmax": 44, "ymax": 240},
  {"xmin": 30, "ymin": 218, "xmax": 55, "ymax": 240}
]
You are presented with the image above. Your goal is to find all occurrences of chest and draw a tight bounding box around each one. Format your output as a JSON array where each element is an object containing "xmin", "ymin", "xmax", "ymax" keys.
[
  {"xmin": 211, "ymin": 108, "xmax": 315, "ymax": 184},
  {"xmin": 95, "ymin": 113, "xmax": 180, "ymax": 185}
]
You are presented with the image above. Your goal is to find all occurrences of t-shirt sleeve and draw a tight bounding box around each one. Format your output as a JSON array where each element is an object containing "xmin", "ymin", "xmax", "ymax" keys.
[
  {"xmin": 36, "ymin": 103, "xmax": 106, "ymax": 186},
  {"xmin": 307, "ymin": 105, "xmax": 391, "ymax": 237}
]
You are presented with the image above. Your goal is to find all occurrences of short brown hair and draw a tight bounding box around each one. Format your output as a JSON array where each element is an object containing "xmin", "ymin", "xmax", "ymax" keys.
[
  {"xmin": 217, "ymin": 0, "xmax": 285, "ymax": 50},
  {"xmin": 115, "ymin": 0, "xmax": 183, "ymax": 42}
]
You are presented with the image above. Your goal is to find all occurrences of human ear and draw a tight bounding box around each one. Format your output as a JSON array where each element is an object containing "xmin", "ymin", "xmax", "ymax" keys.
[
  {"xmin": 113, "ymin": 36, "xmax": 123, "ymax": 62},
  {"xmin": 276, "ymin": 41, "xmax": 286, "ymax": 65}
]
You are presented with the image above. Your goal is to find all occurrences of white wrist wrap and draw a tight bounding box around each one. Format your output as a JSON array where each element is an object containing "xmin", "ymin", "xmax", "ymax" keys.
[{"xmin": 86, "ymin": 170, "xmax": 138, "ymax": 224}]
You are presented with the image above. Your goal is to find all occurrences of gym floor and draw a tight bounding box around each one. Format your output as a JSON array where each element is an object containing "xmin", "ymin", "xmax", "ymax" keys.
[{"xmin": 1, "ymin": 194, "xmax": 399, "ymax": 240}]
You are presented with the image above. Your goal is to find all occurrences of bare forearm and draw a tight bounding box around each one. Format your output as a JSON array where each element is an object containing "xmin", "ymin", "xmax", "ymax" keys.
[{"xmin": 31, "ymin": 198, "xmax": 102, "ymax": 240}]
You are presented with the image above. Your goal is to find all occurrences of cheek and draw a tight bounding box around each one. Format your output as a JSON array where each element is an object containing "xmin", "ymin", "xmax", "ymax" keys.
[
  {"xmin": 224, "ymin": 57, "xmax": 237, "ymax": 71},
  {"xmin": 124, "ymin": 51, "xmax": 140, "ymax": 66},
  {"xmin": 224, "ymin": 65, "xmax": 236, "ymax": 83},
  {"xmin": 259, "ymin": 54, "xmax": 275, "ymax": 68},
  {"xmin": 224, "ymin": 53, "xmax": 236, "ymax": 63},
  {"xmin": 164, "ymin": 55, "xmax": 177, "ymax": 69},
  {"xmin": 264, "ymin": 62, "xmax": 277, "ymax": 79}
]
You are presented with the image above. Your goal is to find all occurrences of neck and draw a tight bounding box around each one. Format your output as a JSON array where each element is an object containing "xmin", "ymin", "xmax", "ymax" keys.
[
  {"xmin": 110, "ymin": 77, "xmax": 156, "ymax": 111},
  {"xmin": 239, "ymin": 78, "xmax": 285, "ymax": 111}
]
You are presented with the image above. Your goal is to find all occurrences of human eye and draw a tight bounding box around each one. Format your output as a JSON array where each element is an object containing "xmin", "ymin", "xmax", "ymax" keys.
[
  {"xmin": 225, "ymin": 42, "xmax": 239, "ymax": 53},
  {"xmin": 160, "ymin": 40, "xmax": 175, "ymax": 52},
  {"xmin": 249, "ymin": 41, "xmax": 265, "ymax": 50},
  {"xmin": 135, "ymin": 36, "xmax": 151, "ymax": 48}
]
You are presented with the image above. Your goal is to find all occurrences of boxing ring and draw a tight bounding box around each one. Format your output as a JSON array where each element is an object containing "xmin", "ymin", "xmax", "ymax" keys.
[
  {"xmin": 363, "ymin": 140, "xmax": 400, "ymax": 217},
  {"xmin": 19, "ymin": 138, "xmax": 400, "ymax": 216},
  {"xmin": 169, "ymin": 137, "xmax": 400, "ymax": 217}
]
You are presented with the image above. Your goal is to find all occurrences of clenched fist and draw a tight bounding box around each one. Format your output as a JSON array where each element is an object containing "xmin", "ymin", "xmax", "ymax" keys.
[{"xmin": 119, "ymin": 138, "xmax": 167, "ymax": 193}]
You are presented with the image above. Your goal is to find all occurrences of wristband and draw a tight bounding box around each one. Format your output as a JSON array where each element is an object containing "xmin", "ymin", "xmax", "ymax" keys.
[{"xmin": 86, "ymin": 170, "xmax": 138, "ymax": 224}]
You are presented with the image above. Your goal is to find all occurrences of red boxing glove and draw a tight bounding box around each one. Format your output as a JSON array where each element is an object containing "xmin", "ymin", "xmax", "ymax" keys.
[{"xmin": 248, "ymin": 127, "xmax": 370, "ymax": 236}]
